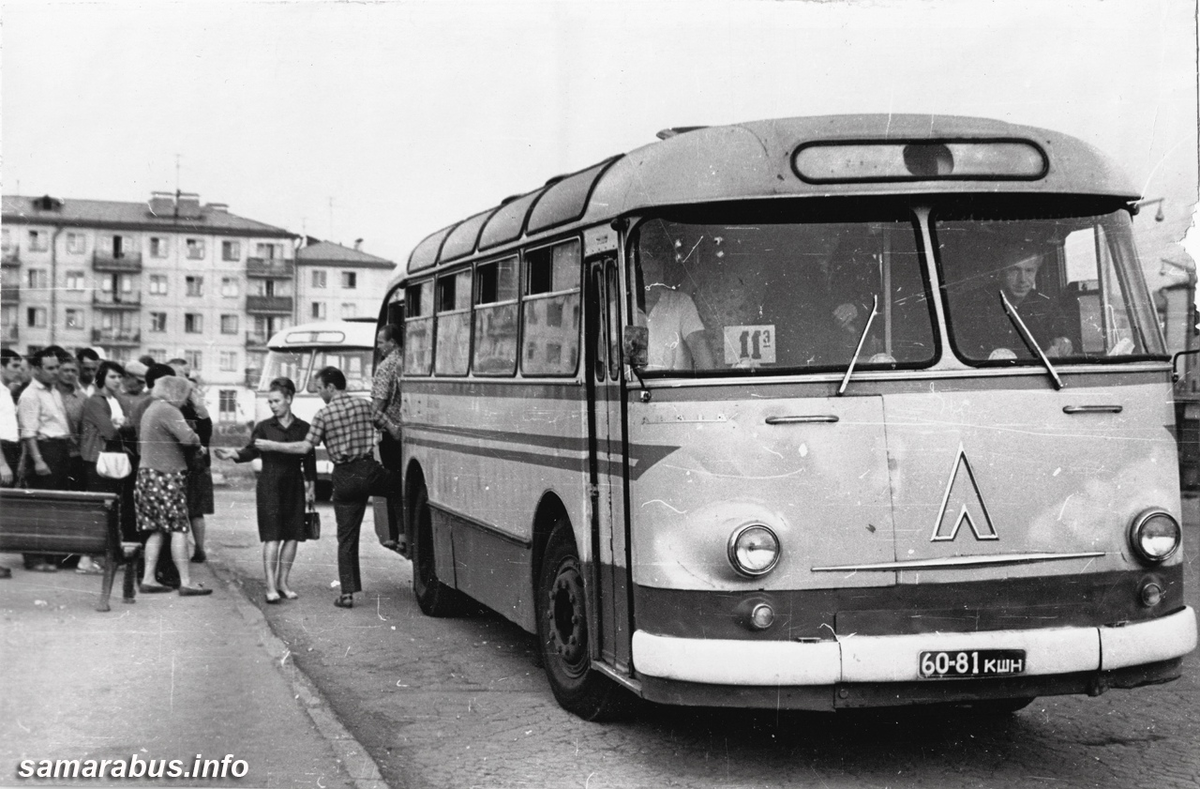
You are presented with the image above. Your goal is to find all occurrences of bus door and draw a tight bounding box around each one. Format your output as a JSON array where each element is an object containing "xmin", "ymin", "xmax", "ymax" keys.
[{"xmin": 585, "ymin": 255, "xmax": 633, "ymax": 671}]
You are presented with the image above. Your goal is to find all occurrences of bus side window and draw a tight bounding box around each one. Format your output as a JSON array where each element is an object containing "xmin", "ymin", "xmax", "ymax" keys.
[
  {"xmin": 404, "ymin": 280, "xmax": 434, "ymax": 376},
  {"xmin": 435, "ymin": 269, "xmax": 473, "ymax": 376},
  {"xmin": 522, "ymin": 239, "xmax": 582, "ymax": 376},
  {"xmin": 473, "ymin": 256, "xmax": 519, "ymax": 376}
]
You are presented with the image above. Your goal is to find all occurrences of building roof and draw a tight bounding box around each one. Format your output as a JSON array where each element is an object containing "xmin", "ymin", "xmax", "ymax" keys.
[
  {"xmin": 1, "ymin": 194, "xmax": 296, "ymax": 239},
  {"xmin": 296, "ymin": 239, "xmax": 396, "ymax": 270}
]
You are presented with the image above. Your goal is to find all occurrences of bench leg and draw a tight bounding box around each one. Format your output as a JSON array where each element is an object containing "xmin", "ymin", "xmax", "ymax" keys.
[
  {"xmin": 97, "ymin": 556, "xmax": 116, "ymax": 613},
  {"xmin": 122, "ymin": 544, "xmax": 141, "ymax": 604}
]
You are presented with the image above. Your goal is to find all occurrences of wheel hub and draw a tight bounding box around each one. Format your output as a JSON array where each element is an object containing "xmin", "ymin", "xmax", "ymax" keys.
[{"xmin": 547, "ymin": 563, "xmax": 588, "ymax": 676}]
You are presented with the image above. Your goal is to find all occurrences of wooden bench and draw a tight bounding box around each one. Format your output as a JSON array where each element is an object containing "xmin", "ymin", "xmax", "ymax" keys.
[{"xmin": 0, "ymin": 488, "xmax": 143, "ymax": 612}]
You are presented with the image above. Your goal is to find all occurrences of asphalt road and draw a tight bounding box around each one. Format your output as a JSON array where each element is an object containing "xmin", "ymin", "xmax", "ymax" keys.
[{"xmin": 206, "ymin": 487, "xmax": 1200, "ymax": 789}]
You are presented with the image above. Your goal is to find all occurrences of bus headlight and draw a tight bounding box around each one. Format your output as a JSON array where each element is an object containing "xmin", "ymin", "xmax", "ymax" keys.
[
  {"xmin": 1128, "ymin": 509, "xmax": 1181, "ymax": 564},
  {"xmin": 727, "ymin": 524, "xmax": 780, "ymax": 577}
]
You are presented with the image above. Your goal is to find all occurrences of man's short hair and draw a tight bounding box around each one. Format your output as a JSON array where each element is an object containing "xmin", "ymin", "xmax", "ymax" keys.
[
  {"xmin": 31, "ymin": 347, "xmax": 62, "ymax": 368},
  {"xmin": 137, "ymin": 354, "xmax": 157, "ymax": 367},
  {"xmin": 75, "ymin": 347, "xmax": 101, "ymax": 364},
  {"xmin": 268, "ymin": 376, "xmax": 297, "ymax": 398},
  {"xmin": 314, "ymin": 366, "xmax": 347, "ymax": 391},
  {"xmin": 0, "ymin": 348, "xmax": 21, "ymax": 365},
  {"xmin": 146, "ymin": 363, "xmax": 177, "ymax": 390},
  {"xmin": 378, "ymin": 324, "xmax": 402, "ymax": 344}
]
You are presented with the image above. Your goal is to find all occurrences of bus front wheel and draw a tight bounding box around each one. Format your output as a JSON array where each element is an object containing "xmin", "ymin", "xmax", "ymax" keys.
[
  {"xmin": 411, "ymin": 487, "xmax": 464, "ymax": 617},
  {"xmin": 536, "ymin": 523, "xmax": 631, "ymax": 721}
]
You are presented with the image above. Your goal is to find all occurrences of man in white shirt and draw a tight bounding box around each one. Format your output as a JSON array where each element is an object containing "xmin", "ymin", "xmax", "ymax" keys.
[
  {"xmin": 638, "ymin": 224, "xmax": 714, "ymax": 371},
  {"xmin": 16, "ymin": 347, "xmax": 72, "ymax": 571}
]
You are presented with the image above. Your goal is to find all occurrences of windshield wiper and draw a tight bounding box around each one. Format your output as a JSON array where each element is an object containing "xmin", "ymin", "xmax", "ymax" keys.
[
  {"xmin": 1000, "ymin": 290, "xmax": 1064, "ymax": 390},
  {"xmin": 837, "ymin": 294, "xmax": 879, "ymax": 396}
]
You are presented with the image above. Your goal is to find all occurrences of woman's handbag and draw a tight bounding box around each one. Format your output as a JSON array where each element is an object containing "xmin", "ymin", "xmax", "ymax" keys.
[
  {"xmin": 304, "ymin": 507, "xmax": 321, "ymax": 540},
  {"xmin": 95, "ymin": 450, "xmax": 132, "ymax": 480}
]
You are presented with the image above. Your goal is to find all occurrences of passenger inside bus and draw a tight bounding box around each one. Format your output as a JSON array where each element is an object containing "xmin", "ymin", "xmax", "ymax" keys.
[
  {"xmin": 635, "ymin": 222, "xmax": 715, "ymax": 371},
  {"xmin": 951, "ymin": 240, "xmax": 1076, "ymax": 360}
]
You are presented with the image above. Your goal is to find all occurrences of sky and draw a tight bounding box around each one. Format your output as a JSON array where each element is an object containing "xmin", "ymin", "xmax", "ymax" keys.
[{"xmin": 2, "ymin": 0, "xmax": 1197, "ymax": 292}]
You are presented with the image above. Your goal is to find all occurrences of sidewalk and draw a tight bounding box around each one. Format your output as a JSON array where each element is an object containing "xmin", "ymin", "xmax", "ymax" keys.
[{"xmin": 0, "ymin": 552, "xmax": 384, "ymax": 788}]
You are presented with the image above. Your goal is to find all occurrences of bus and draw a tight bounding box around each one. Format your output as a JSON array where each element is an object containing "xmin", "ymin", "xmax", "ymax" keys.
[
  {"xmin": 255, "ymin": 319, "xmax": 376, "ymax": 496},
  {"xmin": 380, "ymin": 115, "xmax": 1197, "ymax": 720}
]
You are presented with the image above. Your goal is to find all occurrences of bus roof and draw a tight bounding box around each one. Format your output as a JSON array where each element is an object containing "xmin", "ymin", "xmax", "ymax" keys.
[
  {"xmin": 266, "ymin": 320, "xmax": 376, "ymax": 350},
  {"xmin": 396, "ymin": 114, "xmax": 1139, "ymax": 284}
]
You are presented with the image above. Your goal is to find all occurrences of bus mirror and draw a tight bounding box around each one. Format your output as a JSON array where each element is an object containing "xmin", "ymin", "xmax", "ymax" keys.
[{"xmin": 624, "ymin": 325, "xmax": 649, "ymax": 369}]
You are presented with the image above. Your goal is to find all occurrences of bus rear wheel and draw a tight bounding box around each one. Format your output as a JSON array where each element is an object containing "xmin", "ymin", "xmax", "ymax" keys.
[
  {"xmin": 411, "ymin": 486, "xmax": 464, "ymax": 617},
  {"xmin": 536, "ymin": 523, "xmax": 631, "ymax": 721}
]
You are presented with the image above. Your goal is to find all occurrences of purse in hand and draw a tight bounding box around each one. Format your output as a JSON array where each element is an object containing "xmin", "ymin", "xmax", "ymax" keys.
[
  {"xmin": 304, "ymin": 507, "xmax": 321, "ymax": 540},
  {"xmin": 96, "ymin": 450, "xmax": 132, "ymax": 480}
]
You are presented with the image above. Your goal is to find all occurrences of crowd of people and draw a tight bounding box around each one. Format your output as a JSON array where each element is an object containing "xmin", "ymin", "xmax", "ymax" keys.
[
  {"xmin": 1, "ymin": 347, "xmax": 214, "ymax": 594},
  {"xmin": 3, "ymin": 323, "xmax": 406, "ymax": 611}
]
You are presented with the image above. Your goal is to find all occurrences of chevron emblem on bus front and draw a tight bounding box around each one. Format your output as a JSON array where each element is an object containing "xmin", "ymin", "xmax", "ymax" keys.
[{"xmin": 931, "ymin": 444, "xmax": 999, "ymax": 542}]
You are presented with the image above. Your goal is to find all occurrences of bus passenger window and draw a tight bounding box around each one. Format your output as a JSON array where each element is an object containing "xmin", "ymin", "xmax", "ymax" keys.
[
  {"xmin": 404, "ymin": 280, "xmax": 434, "ymax": 376},
  {"xmin": 435, "ymin": 269, "xmax": 472, "ymax": 376},
  {"xmin": 522, "ymin": 240, "xmax": 582, "ymax": 376},
  {"xmin": 473, "ymin": 256, "xmax": 519, "ymax": 376}
]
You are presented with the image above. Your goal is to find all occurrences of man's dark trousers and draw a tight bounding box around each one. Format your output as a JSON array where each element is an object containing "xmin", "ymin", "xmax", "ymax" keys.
[{"xmin": 331, "ymin": 458, "xmax": 401, "ymax": 594}]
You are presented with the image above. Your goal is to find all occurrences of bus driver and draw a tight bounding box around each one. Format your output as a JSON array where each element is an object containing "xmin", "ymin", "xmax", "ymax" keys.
[
  {"xmin": 955, "ymin": 242, "xmax": 1075, "ymax": 360},
  {"xmin": 637, "ymin": 223, "xmax": 714, "ymax": 371}
]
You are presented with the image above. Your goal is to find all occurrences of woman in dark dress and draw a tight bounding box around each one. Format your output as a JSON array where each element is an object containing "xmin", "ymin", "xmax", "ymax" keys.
[{"xmin": 215, "ymin": 377, "xmax": 316, "ymax": 603}]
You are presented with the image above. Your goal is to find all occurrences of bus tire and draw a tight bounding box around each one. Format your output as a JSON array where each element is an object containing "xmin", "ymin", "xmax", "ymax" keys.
[
  {"xmin": 411, "ymin": 486, "xmax": 464, "ymax": 617},
  {"xmin": 536, "ymin": 522, "xmax": 632, "ymax": 721}
]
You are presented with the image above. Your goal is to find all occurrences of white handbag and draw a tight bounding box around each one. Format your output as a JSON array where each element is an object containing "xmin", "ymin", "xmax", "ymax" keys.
[{"xmin": 96, "ymin": 451, "xmax": 132, "ymax": 480}]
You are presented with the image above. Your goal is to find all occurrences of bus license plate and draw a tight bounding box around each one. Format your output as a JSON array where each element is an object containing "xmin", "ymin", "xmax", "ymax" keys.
[{"xmin": 919, "ymin": 650, "xmax": 1026, "ymax": 679}]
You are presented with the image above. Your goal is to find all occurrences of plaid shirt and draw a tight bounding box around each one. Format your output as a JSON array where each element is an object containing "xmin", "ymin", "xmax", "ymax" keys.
[
  {"xmin": 305, "ymin": 391, "xmax": 376, "ymax": 464},
  {"xmin": 371, "ymin": 349, "xmax": 403, "ymax": 433}
]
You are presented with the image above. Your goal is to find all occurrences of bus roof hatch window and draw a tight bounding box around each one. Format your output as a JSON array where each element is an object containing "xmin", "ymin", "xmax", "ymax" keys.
[{"xmin": 792, "ymin": 140, "xmax": 1047, "ymax": 183}]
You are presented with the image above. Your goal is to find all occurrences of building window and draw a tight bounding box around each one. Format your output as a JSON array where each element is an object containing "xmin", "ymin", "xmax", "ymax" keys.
[
  {"xmin": 64, "ymin": 271, "xmax": 85, "ymax": 290},
  {"xmin": 185, "ymin": 276, "xmax": 204, "ymax": 297},
  {"xmin": 219, "ymin": 351, "xmax": 238, "ymax": 372},
  {"xmin": 149, "ymin": 237, "xmax": 169, "ymax": 258},
  {"xmin": 184, "ymin": 350, "xmax": 202, "ymax": 371},
  {"xmin": 64, "ymin": 309, "xmax": 84, "ymax": 330},
  {"xmin": 1, "ymin": 228, "xmax": 10, "ymax": 251},
  {"xmin": 220, "ymin": 314, "xmax": 238, "ymax": 334},
  {"xmin": 27, "ymin": 269, "xmax": 48, "ymax": 290},
  {"xmin": 26, "ymin": 307, "xmax": 47, "ymax": 327},
  {"xmin": 149, "ymin": 275, "xmax": 168, "ymax": 295},
  {"xmin": 311, "ymin": 270, "xmax": 326, "ymax": 288},
  {"xmin": 147, "ymin": 348, "xmax": 167, "ymax": 362},
  {"xmin": 310, "ymin": 302, "xmax": 326, "ymax": 320},
  {"xmin": 184, "ymin": 313, "xmax": 203, "ymax": 333},
  {"xmin": 218, "ymin": 390, "xmax": 238, "ymax": 423},
  {"xmin": 149, "ymin": 312, "xmax": 167, "ymax": 332},
  {"xmin": 66, "ymin": 233, "xmax": 86, "ymax": 254},
  {"xmin": 28, "ymin": 230, "xmax": 48, "ymax": 252},
  {"xmin": 341, "ymin": 302, "xmax": 357, "ymax": 318},
  {"xmin": 341, "ymin": 271, "xmax": 357, "ymax": 289},
  {"xmin": 221, "ymin": 240, "xmax": 241, "ymax": 261},
  {"xmin": 255, "ymin": 243, "xmax": 280, "ymax": 260},
  {"xmin": 220, "ymin": 277, "xmax": 239, "ymax": 297},
  {"xmin": 186, "ymin": 239, "xmax": 205, "ymax": 259}
]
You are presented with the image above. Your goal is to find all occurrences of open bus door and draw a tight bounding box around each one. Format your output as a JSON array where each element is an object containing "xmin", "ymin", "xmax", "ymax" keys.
[{"xmin": 585, "ymin": 254, "xmax": 634, "ymax": 674}]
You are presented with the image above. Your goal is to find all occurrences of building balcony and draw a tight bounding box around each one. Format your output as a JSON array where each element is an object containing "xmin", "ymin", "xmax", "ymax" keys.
[
  {"xmin": 246, "ymin": 295, "xmax": 293, "ymax": 314},
  {"xmin": 1, "ymin": 284, "xmax": 18, "ymax": 304},
  {"xmin": 245, "ymin": 331, "xmax": 270, "ymax": 349},
  {"xmin": 2, "ymin": 325, "xmax": 17, "ymax": 343},
  {"xmin": 92, "ymin": 328, "xmax": 141, "ymax": 346},
  {"xmin": 93, "ymin": 291, "xmax": 142, "ymax": 309},
  {"xmin": 1, "ymin": 248, "xmax": 19, "ymax": 267},
  {"xmin": 92, "ymin": 252, "xmax": 143, "ymax": 273},
  {"xmin": 246, "ymin": 258, "xmax": 295, "ymax": 278}
]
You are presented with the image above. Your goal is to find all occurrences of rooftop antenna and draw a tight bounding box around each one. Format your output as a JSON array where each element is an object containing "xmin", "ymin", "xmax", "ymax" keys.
[
  {"xmin": 174, "ymin": 153, "xmax": 182, "ymax": 218},
  {"xmin": 328, "ymin": 197, "xmax": 334, "ymax": 241}
]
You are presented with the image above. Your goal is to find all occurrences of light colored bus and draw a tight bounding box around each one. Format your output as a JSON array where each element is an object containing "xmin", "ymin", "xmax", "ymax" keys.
[
  {"xmin": 381, "ymin": 115, "xmax": 1197, "ymax": 720},
  {"xmin": 254, "ymin": 319, "xmax": 376, "ymax": 496}
]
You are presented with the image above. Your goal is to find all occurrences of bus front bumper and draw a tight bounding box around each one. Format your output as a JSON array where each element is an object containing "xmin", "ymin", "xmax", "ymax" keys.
[{"xmin": 630, "ymin": 607, "xmax": 1196, "ymax": 708}]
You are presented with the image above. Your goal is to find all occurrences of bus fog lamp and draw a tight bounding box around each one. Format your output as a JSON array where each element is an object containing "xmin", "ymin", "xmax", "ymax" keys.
[
  {"xmin": 1138, "ymin": 580, "xmax": 1164, "ymax": 608},
  {"xmin": 728, "ymin": 524, "xmax": 780, "ymax": 577},
  {"xmin": 750, "ymin": 603, "xmax": 776, "ymax": 630},
  {"xmin": 1129, "ymin": 510, "xmax": 1181, "ymax": 563}
]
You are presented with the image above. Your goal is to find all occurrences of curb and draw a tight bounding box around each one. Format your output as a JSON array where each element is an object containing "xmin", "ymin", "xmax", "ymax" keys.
[{"xmin": 205, "ymin": 559, "xmax": 391, "ymax": 789}]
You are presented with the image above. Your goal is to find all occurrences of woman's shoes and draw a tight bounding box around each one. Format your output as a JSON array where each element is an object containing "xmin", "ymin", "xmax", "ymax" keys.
[
  {"xmin": 75, "ymin": 563, "xmax": 104, "ymax": 575},
  {"xmin": 279, "ymin": 589, "xmax": 298, "ymax": 600},
  {"xmin": 265, "ymin": 591, "xmax": 281, "ymax": 604},
  {"xmin": 178, "ymin": 584, "xmax": 212, "ymax": 597},
  {"xmin": 333, "ymin": 594, "xmax": 354, "ymax": 609}
]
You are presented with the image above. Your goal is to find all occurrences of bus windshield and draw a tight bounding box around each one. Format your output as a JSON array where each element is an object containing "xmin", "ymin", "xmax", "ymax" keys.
[
  {"xmin": 257, "ymin": 348, "xmax": 373, "ymax": 393},
  {"xmin": 935, "ymin": 206, "xmax": 1165, "ymax": 364},
  {"xmin": 631, "ymin": 213, "xmax": 937, "ymax": 375}
]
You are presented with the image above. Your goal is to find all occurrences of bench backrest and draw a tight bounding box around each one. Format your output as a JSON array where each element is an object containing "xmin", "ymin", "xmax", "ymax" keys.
[{"xmin": 0, "ymin": 489, "xmax": 119, "ymax": 556}]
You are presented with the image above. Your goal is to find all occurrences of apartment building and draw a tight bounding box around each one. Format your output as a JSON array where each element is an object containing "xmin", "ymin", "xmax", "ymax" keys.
[
  {"xmin": 1, "ymin": 191, "xmax": 298, "ymax": 423},
  {"xmin": 295, "ymin": 238, "xmax": 397, "ymax": 324}
]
